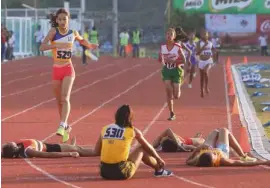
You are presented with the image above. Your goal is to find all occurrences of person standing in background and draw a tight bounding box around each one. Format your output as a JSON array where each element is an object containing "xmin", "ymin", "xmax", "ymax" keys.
[
  {"xmin": 258, "ymin": 33, "xmax": 268, "ymax": 56},
  {"xmin": 7, "ymin": 31, "xmax": 15, "ymax": 60},
  {"xmin": 119, "ymin": 29, "xmax": 129, "ymax": 57},
  {"xmin": 132, "ymin": 28, "xmax": 141, "ymax": 58},
  {"xmin": 90, "ymin": 26, "xmax": 99, "ymax": 57},
  {"xmin": 82, "ymin": 25, "xmax": 89, "ymax": 65},
  {"xmin": 1, "ymin": 25, "xmax": 7, "ymax": 62},
  {"xmin": 34, "ymin": 25, "xmax": 44, "ymax": 56}
]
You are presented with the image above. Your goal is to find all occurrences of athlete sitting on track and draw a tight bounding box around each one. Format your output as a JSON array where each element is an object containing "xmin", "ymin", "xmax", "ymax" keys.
[
  {"xmin": 185, "ymin": 128, "xmax": 270, "ymax": 167},
  {"xmin": 152, "ymin": 128, "xmax": 205, "ymax": 152},
  {"xmin": 92, "ymin": 104, "xmax": 173, "ymax": 180},
  {"xmin": 1, "ymin": 137, "xmax": 94, "ymax": 158}
]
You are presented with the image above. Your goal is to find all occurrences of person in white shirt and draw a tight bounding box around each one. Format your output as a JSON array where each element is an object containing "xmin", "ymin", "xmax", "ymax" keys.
[
  {"xmin": 211, "ymin": 32, "xmax": 221, "ymax": 63},
  {"xmin": 119, "ymin": 29, "xmax": 129, "ymax": 57},
  {"xmin": 7, "ymin": 31, "xmax": 15, "ymax": 60},
  {"xmin": 258, "ymin": 33, "xmax": 268, "ymax": 56},
  {"xmin": 34, "ymin": 25, "xmax": 44, "ymax": 56},
  {"xmin": 196, "ymin": 30, "xmax": 215, "ymax": 98}
]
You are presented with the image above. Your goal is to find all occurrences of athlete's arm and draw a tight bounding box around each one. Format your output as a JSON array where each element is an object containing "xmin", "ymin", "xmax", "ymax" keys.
[
  {"xmin": 186, "ymin": 155, "xmax": 198, "ymax": 166},
  {"xmin": 220, "ymin": 158, "xmax": 270, "ymax": 167},
  {"xmin": 93, "ymin": 135, "xmax": 102, "ymax": 156},
  {"xmin": 40, "ymin": 28, "xmax": 69, "ymax": 51},
  {"xmin": 74, "ymin": 30, "xmax": 98, "ymax": 49},
  {"xmin": 25, "ymin": 148, "xmax": 79, "ymax": 158},
  {"xmin": 135, "ymin": 128, "xmax": 165, "ymax": 167},
  {"xmin": 180, "ymin": 43, "xmax": 191, "ymax": 63},
  {"xmin": 152, "ymin": 128, "xmax": 182, "ymax": 148},
  {"xmin": 196, "ymin": 41, "xmax": 208, "ymax": 55}
]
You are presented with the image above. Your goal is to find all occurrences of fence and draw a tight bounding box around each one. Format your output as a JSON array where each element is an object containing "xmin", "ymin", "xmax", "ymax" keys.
[{"xmin": 1, "ymin": 7, "xmax": 165, "ymax": 57}]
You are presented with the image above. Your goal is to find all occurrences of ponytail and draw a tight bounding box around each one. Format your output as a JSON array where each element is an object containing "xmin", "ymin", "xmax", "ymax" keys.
[{"xmin": 50, "ymin": 13, "xmax": 58, "ymax": 27}]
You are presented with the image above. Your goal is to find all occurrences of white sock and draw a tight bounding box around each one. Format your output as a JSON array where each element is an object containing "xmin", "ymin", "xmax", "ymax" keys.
[{"xmin": 60, "ymin": 121, "xmax": 67, "ymax": 128}]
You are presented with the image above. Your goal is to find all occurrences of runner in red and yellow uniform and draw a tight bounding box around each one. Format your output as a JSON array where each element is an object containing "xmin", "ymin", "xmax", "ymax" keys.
[
  {"xmin": 40, "ymin": 8, "xmax": 97, "ymax": 143},
  {"xmin": 1, "ymin": 137, "xmax": 94, "ymax": 158},
  {"xmin": 185, "ymin": 128, "xmax": 269, "ymax": 167}
]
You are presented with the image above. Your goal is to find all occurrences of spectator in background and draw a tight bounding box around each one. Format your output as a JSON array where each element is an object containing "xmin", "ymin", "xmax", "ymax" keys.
[
  {"xmin": 1, "ymin": 25, "xmax": 7, "ymax": 62},
  {"xmin": 211, "ymin": 32, "xmax": 221, "ymax": 63},
  {"xmin": 132, "ymin": 28, "xmax": 141, "ymax": 58},
  {"xmin": 7, "ymin": 31, "xmax": 15, "ymax": 60},
  {"xmin": 119, "ymin": 29, "xmax": 129, "ymax": 57},
  {"xmin": 82, "ymin": 25, "xmax": 89, "ymax": 65},
  {"xmin": 34, "ymin": 25, "xmax": 44, "ymax": 56},
  {"xmin": 90, "ymin": 26, "xmax": 99, "ymax": 57},
  {"xmin": 258, "ymin": 33, "xmax": 268, "ymax": 56}
]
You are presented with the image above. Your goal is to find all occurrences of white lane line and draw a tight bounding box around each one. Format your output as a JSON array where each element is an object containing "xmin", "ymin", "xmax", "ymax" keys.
[
  {"xmin": 2, "ymin": 64, "xmax": 114, "ymax": 98},
  {"xmin": 3, "ymin": 65, "xmax": 50, "ymax": 76},
  {"xmin": 1, "ymin": 65, "xmax": 140, "ymax": 122}
]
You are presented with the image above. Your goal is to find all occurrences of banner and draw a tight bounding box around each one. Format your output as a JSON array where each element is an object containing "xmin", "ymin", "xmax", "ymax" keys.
[
  {"xmin": 173, "ymin": 0, "xmax": 270, "ymax": 14},
  {"xmin": 205, "ymin": 14, "xmax": 256, "ymax": 33},
  {"xmin": 257, "ymin": 15, "xmax": 270, "ymax": 33}
]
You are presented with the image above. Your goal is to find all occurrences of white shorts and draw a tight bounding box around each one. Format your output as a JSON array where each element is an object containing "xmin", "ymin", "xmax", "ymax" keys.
[{"xmin": 198, "ymin": 58, "xmax": 213, "ymax": 70}]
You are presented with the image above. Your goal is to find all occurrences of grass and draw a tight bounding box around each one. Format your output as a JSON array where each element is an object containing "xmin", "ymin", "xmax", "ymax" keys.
[{"xmin": 243, "ymin": 67, "xmax": 270, "ymax": 138}]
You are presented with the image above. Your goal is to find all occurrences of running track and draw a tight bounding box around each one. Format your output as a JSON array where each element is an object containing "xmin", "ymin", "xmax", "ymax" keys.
[{"xmin": 1, "ymin": 56, "xmax": 269, "ymax": 188}]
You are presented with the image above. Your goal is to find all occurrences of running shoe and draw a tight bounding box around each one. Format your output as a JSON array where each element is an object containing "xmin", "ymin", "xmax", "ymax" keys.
[
  {"xmin": 56, "ymin": 126, "xmax": 65, "ymax": 136},
  {"xmin": 240, "ymin": 154, "xmax": 257, "ymax": 162},
  {"xmin": 168, "ymin": 112, "xmax": 176, "ymax": 121},
  {"xmin": 154, "ymin": 169, "xmax": 173, "ymax": 177},
  {"xmin": 62, "ymin": 126, "xmax": 72, "ymax": 143}
]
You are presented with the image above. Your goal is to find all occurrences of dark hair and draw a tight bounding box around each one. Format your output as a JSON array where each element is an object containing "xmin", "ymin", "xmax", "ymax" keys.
[
  {"xmin": 2, "ymin": 143, "xmax": 18, "ymax": 158},
  {"xmin": 161, "ymin": 138, "xmax": 178, "ymax": 152},
  {"xmin": 50, "ymin": 8, "xmax": 70, "ymax": 27},
  {"xmin": 197, "ymin": 152, "xmax": 213, "ymax": 167},
  {"xmin": 175, "ymin": 27, "xmax": 188, "ymax": 43},
  {"xmin": 115, "ymin": 104, "xmax": 133, "ymax": 128}
]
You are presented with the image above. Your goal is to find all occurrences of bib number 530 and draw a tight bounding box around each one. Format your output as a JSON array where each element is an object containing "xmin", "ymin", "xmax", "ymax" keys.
[{"xmin": 57, "ymin": 51, "xmax": 72, "ymax": 59}]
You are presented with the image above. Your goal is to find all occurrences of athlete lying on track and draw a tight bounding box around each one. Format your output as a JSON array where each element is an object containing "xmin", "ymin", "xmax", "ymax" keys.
[
  {"xmin": 92, "ymin": 104, "xmax": 173, "ymax": 180},
  {"xmin": 152, "ymin": 128, "xmax": 205, "ymax": 152},
  {"xmin": 186, "ymin": 128, "xmax": 270, "ymax": 167},
  {"xmin": 1, "ymin": 137, "xmax": 94, "ymax": 158}
]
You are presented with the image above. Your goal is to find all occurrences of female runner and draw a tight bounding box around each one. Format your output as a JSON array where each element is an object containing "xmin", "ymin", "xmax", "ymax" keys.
[
  {"xmin": 40, "ymin": 8, "xmax": 97, "ymax": 143},
  {"xmin": 159, "ymin": 28, "xmax": 187, "ymax": 121},
  {"xmin": 196, "ymin": 30, "xmax": 215, "ymax": 98}
]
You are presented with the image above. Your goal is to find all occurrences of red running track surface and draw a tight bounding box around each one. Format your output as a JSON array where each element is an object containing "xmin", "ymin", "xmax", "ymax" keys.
[{"xmin": 1, "ymin": 56, "xmax": 270, "ymax": 188}]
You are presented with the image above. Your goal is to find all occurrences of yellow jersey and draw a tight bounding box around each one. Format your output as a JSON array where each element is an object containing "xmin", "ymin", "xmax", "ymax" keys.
[
  {"xmin": 51, "ymin": 27, "xmax": 76, "ymax": 63},
  {"xmin": 100, "ymin": 124, "xmax": 135, "ymax": 164}
]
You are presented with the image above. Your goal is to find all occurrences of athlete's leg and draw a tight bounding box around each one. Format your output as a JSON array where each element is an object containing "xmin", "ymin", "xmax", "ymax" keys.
[
  {"xmin": 172, "ymin": 83, "xmax": 181, "ymax": 99},
  {"xmin": 59, "ymin": 144, "xmax": 95, "ymax": 157},
  {"xmin": 199, "ymin": 69, "xmax": 205, "ymax": 97},
  {"xmin": 128, "ymin": 146, "xmax": 162, "ymax": 173},
  {"xmin": 188, "ymin": 64, "xmax": 196, "ymax": 87},
  {"xmin": 152, "ymin": 128, "xmax": 181, "ymax": 148},
  {"xmin": 52, "ymin": 80, "xmax": 62, "ymax": 119},
  {"xmin": 203, "ymin": 63, "xmax": 212, "ymax": 94},
  {"xmin": 164, "ymin": 80, "xmax": 174, "ymax": 112},
  {"xmin": 203, "ymin": 129, "xmax": 219, "ymax": 147},
  {"xmin": 60, "ymin": 76, "xmax": 75, "ymax": 125}
]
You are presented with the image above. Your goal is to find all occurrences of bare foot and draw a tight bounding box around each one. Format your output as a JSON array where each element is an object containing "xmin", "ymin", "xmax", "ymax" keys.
[{"xmin": 205, "ymin": 88, "xmax": 210, "ymax": 95}]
